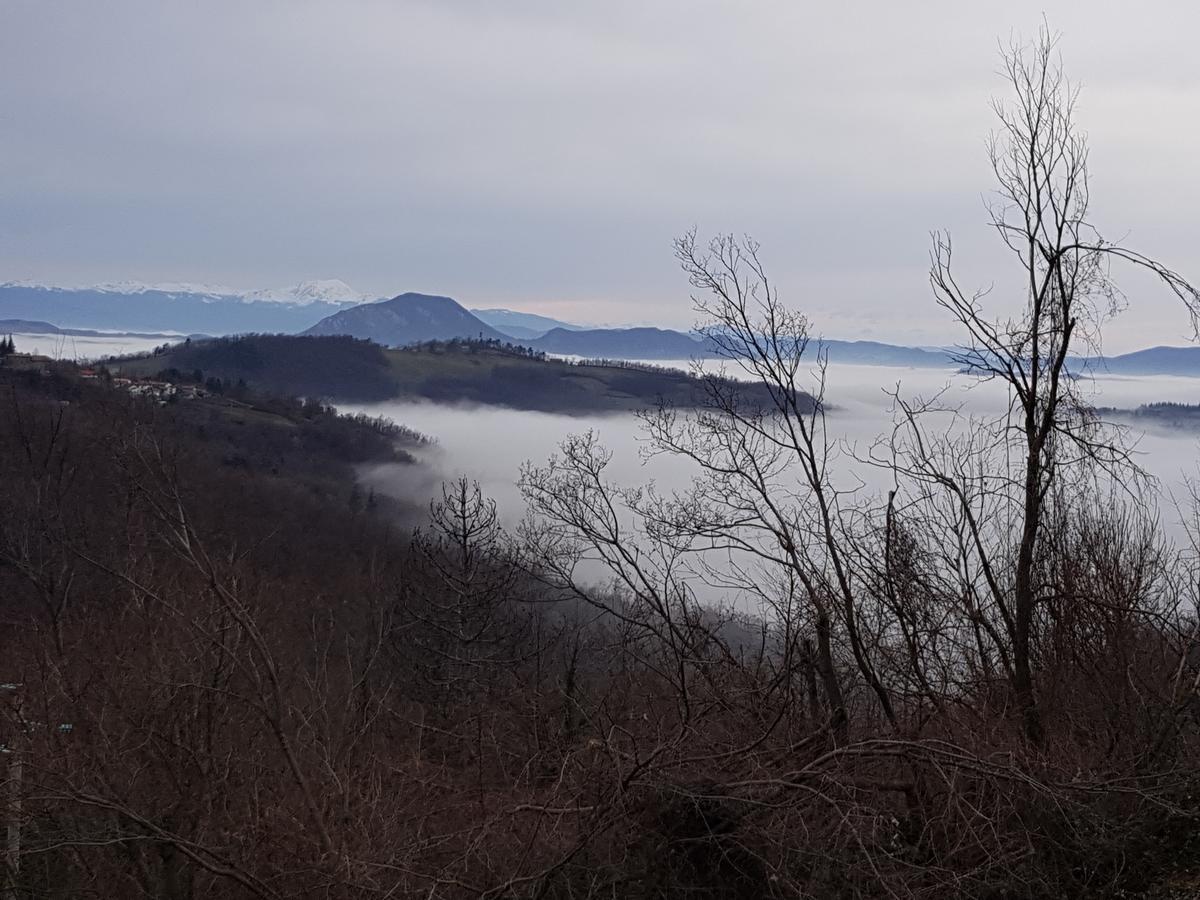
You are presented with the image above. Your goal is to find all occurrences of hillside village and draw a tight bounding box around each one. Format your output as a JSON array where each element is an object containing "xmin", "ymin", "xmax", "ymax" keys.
[{"xmin": 2, "ymin": 349, "xmax": 208, "ymax": 403}]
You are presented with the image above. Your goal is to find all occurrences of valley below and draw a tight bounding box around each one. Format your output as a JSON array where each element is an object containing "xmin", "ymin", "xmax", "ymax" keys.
[
  {"xmin": 16, "ymin": 324, "xmax": 1200, "ymax": 527},
  {"xmin": 345, "ymin": 361, "xmax": 1200, "ymax": 545},
  {"xmin": 13, "ymin": 6, "xmax": 1200, "ymax": 894}
]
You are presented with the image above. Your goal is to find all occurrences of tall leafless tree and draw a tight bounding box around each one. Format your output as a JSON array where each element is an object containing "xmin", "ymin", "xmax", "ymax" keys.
[{"xmin": 922, "ymin": 25, "xmax": 1200, "ymax": 744}]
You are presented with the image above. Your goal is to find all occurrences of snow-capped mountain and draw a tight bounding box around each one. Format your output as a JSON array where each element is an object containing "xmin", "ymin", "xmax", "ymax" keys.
[
  {"xmin": 3, "ymin": 279, "xmax": 240, "ymax": 299},
  {"xmin": 91, "ymin": 281, "xmax": 243, "ymax": 298},
  {"xmin": 245, "ymin": 279, "xmax": 377, "ymax": 306},
  {"xmin": 0, "ymin": 278, "xmax": 378, "ymax": 335},
  {"xmin": 3, "ymin": 279, "xmax": 375, "ymax": 306}
]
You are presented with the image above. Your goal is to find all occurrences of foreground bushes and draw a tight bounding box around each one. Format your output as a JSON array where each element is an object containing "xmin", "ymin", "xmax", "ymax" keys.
[{"xmin": 2, "ymin": 367, "xmax": 1200, "ymax": 898}]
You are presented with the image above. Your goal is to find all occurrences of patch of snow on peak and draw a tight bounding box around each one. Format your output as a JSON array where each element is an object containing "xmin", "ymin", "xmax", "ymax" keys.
[
  {"xmin": 93, "ymin": 281, "xmax": 242, "ymax": 298},
  {"xmin": 2, "ymin": 278, "xmax": 380, "ymax": 307},
  {"xmin": 0, "ymin": 279, "xmax": 66, "ymax": 291},
  {"xmin": 245, "ymin": 280, "xmax": 374, "ymax": 306},
  {"xmin": 1, "ymin": 279, "xmax": 243, "ymax": 297}
]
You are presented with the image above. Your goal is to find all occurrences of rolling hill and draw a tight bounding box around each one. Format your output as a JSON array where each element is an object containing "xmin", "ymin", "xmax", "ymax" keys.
[
  {"xmin": 303, "ymin": 293, "xmax": 509, "ymax": 344},
  {"xmin": 532, "ymin": 326, "xmax": 705, "ymax": 358},
  {"xmin": 470, "ymin": 308, "xmax": 586, "ymax": 339},
  {"xmin": 112, "ymin": 335, "xmax": 402, "ymax": 401},
  {"xmin": 1078, "ymin": 345, "xmax": 1200, "ymax": 376},
  {"xmin": 109, "ymin": 334, "xmax": 813, "ymax": 413}
]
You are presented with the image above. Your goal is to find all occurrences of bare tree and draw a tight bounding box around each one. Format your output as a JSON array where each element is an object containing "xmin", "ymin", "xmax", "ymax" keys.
[
  {"xmin": 9, "ymin": 21, "xmax": 1200, "ymax": 900},
  {"xmin": 922, "ymin": 24, "xmax": 1200, "ymax": 744},
  {"xmin": 515, "ymin": 24, "xmax": 1200, "ymax": 898},
  {"xmin": 404, "ymin": 476, "xmax": 529, "ymax": 695}
]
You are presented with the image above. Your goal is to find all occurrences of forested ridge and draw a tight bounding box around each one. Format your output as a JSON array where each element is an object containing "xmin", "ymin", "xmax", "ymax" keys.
[
  {"xmin": 112, "ymin": 333, "xmax": 402, "ymax": 402},
  {"xmin": 112, "ymin": 333, "xmax": 811, "ymax": 414}
]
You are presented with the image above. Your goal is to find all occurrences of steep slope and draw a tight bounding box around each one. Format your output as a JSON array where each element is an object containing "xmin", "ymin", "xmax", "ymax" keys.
[{"xmin": 303, "ymin": 293, "xmax": 508, "ymax": 345}]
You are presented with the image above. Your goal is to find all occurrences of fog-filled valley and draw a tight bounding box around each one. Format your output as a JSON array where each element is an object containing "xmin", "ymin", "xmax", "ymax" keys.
[
  {"xmin": 12, "ymin": 7, "xmax": 1200, "ymax": 898},
  {"xmin": 11, "ymin": 329, "xmax": 179, "ymax": 359},
  {"xmin": 12, "ymin": 281, "xmax": 1200, "ymax": 899},
  {"xmin": 348, "ymin": 360, "xmax": 1200, "ymax": 538},
  {"xmin": 16, "ymin": 324, "xmax": 1200, "ymax": 542}
]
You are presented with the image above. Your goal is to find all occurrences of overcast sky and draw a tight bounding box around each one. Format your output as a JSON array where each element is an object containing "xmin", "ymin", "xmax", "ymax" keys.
[{"xmin": 2, "ymin": 1, "xmax": 1199, "ymax": 350}]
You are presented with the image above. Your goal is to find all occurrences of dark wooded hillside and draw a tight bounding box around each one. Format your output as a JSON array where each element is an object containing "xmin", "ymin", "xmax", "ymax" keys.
[
  {"xmin": 112, "ymin": 334, "xmax": 816, "ymax": 413},
  {"xmin": 113, "ymin": 333, "xmax": 400, "ymax": 401}
]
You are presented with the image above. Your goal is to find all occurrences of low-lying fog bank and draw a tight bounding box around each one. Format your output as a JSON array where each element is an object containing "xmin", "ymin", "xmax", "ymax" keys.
[
  {"xmin": 12, "ymin": 331, "xmax": 180, "ymax": 360},
  {"xmin": 347, "ymin": 400, "xmax": 669, "ymax": 525},
  {"xmin": 344, "ymin": 361, "xmax": 1200, "ymax": 538}
]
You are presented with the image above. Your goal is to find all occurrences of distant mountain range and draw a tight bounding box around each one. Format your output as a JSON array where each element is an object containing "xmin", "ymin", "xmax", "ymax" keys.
[
  {"xmin": 469, "ymin": 308, "xmax": 586, "ymax": 340},
  {"xmin": 1, "ymin": 280, "xmax": 588, "ymax": 342},
  {"xmin": 1073, "ymin": 346, "xmax": 1200, "ymax": 377},
  {"xmin": 301, "ymin": 293, "xmax": 960, "ymax": 367},
  {"xmin": 0, "ymin": 318, "xmax": 198, "ymax": 339},
  {"xmin": 531, "ymin": 325, "xmax": 704, "ymax": 358},
  {"xmin": 12, "ymin": 279, "xmax": 1200, "ymax": 378},
  {"xmin": 0, "ymin": 280, "xmax": 373, "ymax": 334},
  {"xmin": 303, "ymin": 292, "xmax": 1200, "ymax": 377}
]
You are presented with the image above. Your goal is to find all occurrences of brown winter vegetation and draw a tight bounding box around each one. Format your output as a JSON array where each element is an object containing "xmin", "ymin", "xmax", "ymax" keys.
[{"xmin": 5, "ymin": 27, "xmax": 1200, "ymax": 900}]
